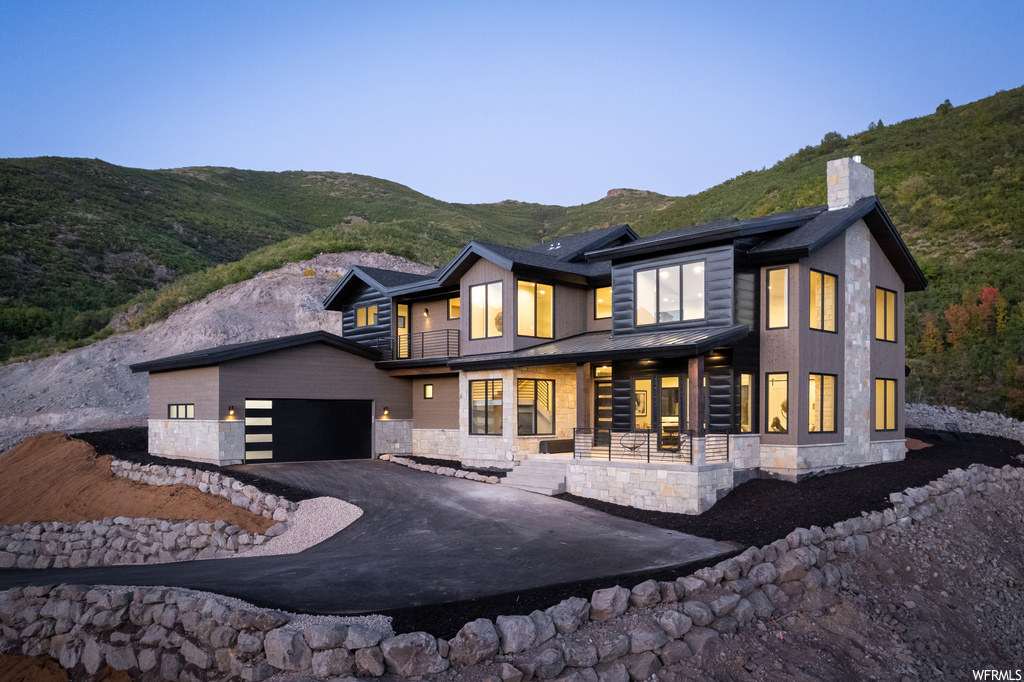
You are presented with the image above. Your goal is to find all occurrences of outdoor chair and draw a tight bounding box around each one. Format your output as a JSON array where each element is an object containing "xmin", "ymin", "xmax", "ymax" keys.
[{"xmin": 944, "ymin": 422, "xmax": 975, "ymax": 442}]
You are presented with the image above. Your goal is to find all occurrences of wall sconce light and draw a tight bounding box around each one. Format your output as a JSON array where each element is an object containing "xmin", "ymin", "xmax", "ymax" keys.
[
  {"xmin": 383, "ymin": 406, "xmax": 389, "ymax": 417},
  {"xmin": 423, "ymin": 308, "xmax": 429, "ymax": 317},
  {"xmin": 228, "ymin": 405, "xmax": 235, "ymax": 417}
]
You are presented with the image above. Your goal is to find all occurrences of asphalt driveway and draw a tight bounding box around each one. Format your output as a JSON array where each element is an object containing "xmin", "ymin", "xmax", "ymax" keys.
[{"xmin": 0, "ymin": 460, "xmax": 736, "ymax": 614}]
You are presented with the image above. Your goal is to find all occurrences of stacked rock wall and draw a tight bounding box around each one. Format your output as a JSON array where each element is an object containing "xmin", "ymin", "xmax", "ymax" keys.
[
  {"xmin": 3, "ymin": 459, "xmax": 1020, "ymax": 680},
  {"xmin": 906, "ymin": 403, "xmax": 1024, "ymax": 444}
]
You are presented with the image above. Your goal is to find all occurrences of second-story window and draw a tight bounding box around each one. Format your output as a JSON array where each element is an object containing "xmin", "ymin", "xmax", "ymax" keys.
[
  {"xmin": 517, "ymin": 281, "xmax": 553, "ymax": 338},
  {"xmin": 875, "ymin": 287, "xmax": 897, "ymax": 342},
  {"xmin": 635, "ymin": 261, "xmax": 704, "ymax": 326},
  {"xmin": 810, "ymin": 270, "xmax": 837, "ymax": 332},
  {"xmin": 595, "ymin": 286, "xmax": 612, "ymax": 319},
  {"xmin": 356, "ymin": 305, "xmax": 378, "ymax": 327},
  {"xmin": 470, "ymin": 282, "xmax": 502, "ymax": 339},
  {"xmin": 448, "ymin": 297, "xmax": 461, "ymax": 319},
  {"xmin": 766, "ymin": 267, "xmax": 789, "ymax": 329}
]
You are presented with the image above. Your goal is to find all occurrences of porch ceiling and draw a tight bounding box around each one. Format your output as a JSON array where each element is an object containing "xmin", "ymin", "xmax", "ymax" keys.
[{"xmin": 448, "ymin": 324, "xmax": 749, "ymax": 370}]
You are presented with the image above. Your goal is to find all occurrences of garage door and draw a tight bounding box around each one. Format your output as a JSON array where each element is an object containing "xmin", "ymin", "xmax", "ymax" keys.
[{"xmin": 243, "ymin": 398, "xmax": 373, "ymax": 463}]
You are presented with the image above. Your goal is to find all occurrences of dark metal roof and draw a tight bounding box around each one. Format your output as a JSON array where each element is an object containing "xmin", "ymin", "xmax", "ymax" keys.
[
  {"xmin": 129, "ymin": 331, "xmax": 380, "ymax": 374},
  {"xmin": 527, "ymin": 224, "xmax": 638, "ymax": 263},
  {"xmin": 448, "ymin": 325, "xmax": 749, "ymax": 370},
  {"xmin": 356, "ymin": 266, "xmax": 437, "ymax": 288}
]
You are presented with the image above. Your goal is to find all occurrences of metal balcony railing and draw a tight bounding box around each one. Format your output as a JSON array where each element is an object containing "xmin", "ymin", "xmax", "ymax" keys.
[
  {"xmin": 375, "ymin": 329, "xmax": 460, "ymax": 361},
  {"xmin": 572, "ymin": 428, "xmax": 731, "ymax": 465}
]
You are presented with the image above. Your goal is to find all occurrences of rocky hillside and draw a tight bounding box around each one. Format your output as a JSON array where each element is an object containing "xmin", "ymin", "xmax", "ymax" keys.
[{"xmin": 0, "ymin": 252, "xmax": 431, "ymax": 453}]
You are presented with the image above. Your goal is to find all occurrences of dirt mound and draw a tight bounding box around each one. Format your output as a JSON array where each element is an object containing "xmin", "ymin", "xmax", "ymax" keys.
[
  {"xmin": 0, "ymin": 432, "xmax": 272, "ymax": 533},
  {"xmin": 0, "ymin": 654, "xmax": 131, "ymax": 682}
]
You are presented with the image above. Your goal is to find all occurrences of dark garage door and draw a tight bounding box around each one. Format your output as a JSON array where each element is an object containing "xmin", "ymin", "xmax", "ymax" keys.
[{"xmin": 243, "ymin": 398, "xmax": 372, "ymax": 463}]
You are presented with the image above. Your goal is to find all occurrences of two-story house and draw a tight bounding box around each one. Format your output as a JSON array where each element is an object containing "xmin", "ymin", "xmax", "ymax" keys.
[{"xmin": 131, "ymin": 157, "xmax": 925, "ymax": 514}]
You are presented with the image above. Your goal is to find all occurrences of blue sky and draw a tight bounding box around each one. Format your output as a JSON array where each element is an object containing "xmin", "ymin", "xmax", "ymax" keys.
[{"xmin": 1, "ymin": 1, "xmax": 1022, "ymax": 206}]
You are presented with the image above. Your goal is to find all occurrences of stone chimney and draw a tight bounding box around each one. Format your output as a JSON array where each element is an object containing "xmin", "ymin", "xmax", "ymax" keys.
[{"xmin": 827, "ymin": 156, "xmax": 874, "ymax": 210}]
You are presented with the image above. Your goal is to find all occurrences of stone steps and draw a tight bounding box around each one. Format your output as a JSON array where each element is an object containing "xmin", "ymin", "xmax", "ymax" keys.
[{"xmin": 501, "ymin": 456, "xmax": 571, "ymax": 496}]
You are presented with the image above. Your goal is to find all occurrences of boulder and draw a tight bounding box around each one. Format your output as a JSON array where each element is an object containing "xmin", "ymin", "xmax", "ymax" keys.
[
  {"xmin": 596, "ymin": 632, "xmax": 630, "ymax": 662},
  {"xmin": 657, "ymin": 639, "xmax": 692, "ymax": 665},
  {"xmin": 530, "ymin": 609, "xmax": 557, "ymax": 645},
  {"xmin": 181, "ymin": 638, "xmax": 214, "ymax": 670},
  {"xmin": 680, "ymin": 600, "xmax": 714, "ymax": 627},
  {"xmin": 380, "ymin": 632, "xmax": 449, "ymax": 676},
  {"xmin": 748, "ymin": 562, "xmax": 779, "ymax": 586},
  {"xmin": 264, "ymin": 627, "xmax": 312, "ymax": 671},
  {"xmin": 675, "ymin": 576, "xmax": 706, "ymax": 598},
  {"xmin": 305, "ymin": 622, "xmax": 349, "ymax": 650},
  {"xmin": 746, "ymin": 589, "xmax": 774, "ymax": 619},
  {"xmin": 594, "ymin": 660, "xmax": 629, "ymax": 682},
  {"xmin": 312, "ymin": 648, "xmax": 355, "ymax": 677},
  {"xmin": 657, "ymin": 610, "xmax": 693, "ymax": 639},
  {"xmin": 629, "ymin": 580, "xmax": 661, "ymax": 608},
  {"xmin": 560, "ymin": 639, "xmax": 598, "ymax": 668},
  {"xmin": 495, "ymin": 615, "xmax": 536, "ymax": 654},
  {"xmin": 449, "ymin": 618, "xmax": 500, "ymax": 665},
  {"xmin": 590, "ymin": 586, "xmax": 630, "ymax": 622},
  {"xmin": 683, "ymin": 627, "xmax": 721, "ymax": 657},
  {"xmin": 628, "ymin": 619, "xmax": 668, "ymax": 653},
  {"xmin": 525, "ymin": 647, "xmax": 565, "ymax": 680},
  {"xmin": 345, "ymin": 624, "xmax": 385, "ymax": 649},
  {"xmin": 708, "ymin": 592, "xmax": 741, "ymax": 617},
  {"xmin": 500, "ymin": 662, "xmax": 525, "ymax": 682},
  {"xmin": 551, "ymin": 667, "xmax": 599, "ymax": 682},
  {"xmin": 546, "ymin": 597, "xmax": 590, "ymax": 634},
  {"xmin": 355, "ymin": 646, "xmax": 385, "ymax": 677},
  {"xmin": 621, "ymin": 651, "xmax": 660, "ymax": 681}
]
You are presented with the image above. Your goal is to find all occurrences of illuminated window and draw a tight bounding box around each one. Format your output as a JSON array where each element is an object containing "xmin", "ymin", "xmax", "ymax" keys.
[
  {"xmin": 810, "ymin": 270, "xmax": 837, "ymax": 332},
  {"xmin": 739, "ymin": 374, "xmax": 753, "ymax": 433},
  {"xmin": 469, "ymin": 379, "xmax": 502, "ymax": 435},
  {"xmin": 470, "ymin": 282, "xmax": 502, "ymax": 339},
  {"xmin": 875, "ymin": 378, "xmax": 897, "ymax": 431},
  {"xmin": 167, "ymin": 403, "xmax": 194, "ymax": 419},
  {"xmin": 448, "ymin": 297, "xmax": 461, "ymax": 319},
  {"xmin": 517, "ymin": 379, "xmax": 554, "ymax": 435},
  {"xmin": 595, "ymin": 286, "xmax": 612, "ymax": 319},
  {"xmin": 875, "ymin": 287, "xmax": 897, "ymax": 342},
  {"xmin": 424, "ymin": 384, "xmax": 434, "ymax": 399},
  {"xmin": 356, "ymin": 305, "xmax": 378, "ymax": 327},
  {"xmin": 767, "ymin": 268, "xmax": 788, "ymax": 329},
  {"xmin": 808, "ymin": 373, "xmax": 836, "ymax": 433},
  {"xmin": 766, "ymin": 373, "xmax": 788, "ymax": 433},
  {"xmin": 517, "ymin": 281, "xmax": 554, "ymax": 338},
  {"xmin": 593, "ymin": 365, "xmax": 612, "ymax": 379},
  {"xmin": 635, "ymin": 261, "xmax": 704, "ymax": 326}
]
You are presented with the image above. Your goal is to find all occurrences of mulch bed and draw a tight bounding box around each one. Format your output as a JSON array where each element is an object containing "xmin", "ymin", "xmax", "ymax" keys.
[
  {"xmin": 71, "ymin": 428, "xmax": 320, "ymax": 503},
  {"xmin": 554, "ymin": 429, "xmax": 1024, "ymax": 548}
]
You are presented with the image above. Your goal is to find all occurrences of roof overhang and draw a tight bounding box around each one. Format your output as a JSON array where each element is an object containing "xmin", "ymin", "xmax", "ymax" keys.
[{"xmin": 322, "ymin": 266, "xmax": 391, "ymax": 311}]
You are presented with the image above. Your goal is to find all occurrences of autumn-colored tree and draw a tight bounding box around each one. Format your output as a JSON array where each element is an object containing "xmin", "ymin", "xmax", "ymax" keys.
[
  {"xmin": 920, "ymin": 314, "xmax": 944, "ymax": 355},
  {"xmin": 944, "ymin": 305, "xmax": 970, "ymax": 349}
]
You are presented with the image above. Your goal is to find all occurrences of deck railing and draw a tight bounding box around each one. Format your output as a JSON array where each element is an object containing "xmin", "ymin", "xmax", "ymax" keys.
[
  {"xmin": 375, "ymin": 329, "xmax": 459, "ymax": 361},
  {"xmin": 572, "ymin": 428, "xmax": 731, "ymax": 465}
]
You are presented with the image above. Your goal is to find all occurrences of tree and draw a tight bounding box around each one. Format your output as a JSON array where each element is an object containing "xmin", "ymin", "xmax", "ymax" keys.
[{"xmin": 936, "ymin": 99, "xmax": 953, "ymax": 114}]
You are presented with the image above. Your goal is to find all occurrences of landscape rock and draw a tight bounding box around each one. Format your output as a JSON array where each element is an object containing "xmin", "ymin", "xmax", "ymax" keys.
[
  {"xmin": 496, "ymin": 615, "xmax": 536, "ymax": 655},
  {"xmin": 546, "ymin": 597, "xmax": 590, "ymax": 634},
  {"xmin": 264, "ymin": 627, "xmax": 312, "ymax": 671},
  {"xmin": 683, "ymin": 627, "xmax": 722, "ymax": 657},
  {"xmin": 590, "ymin": 586, "xmax": 630, "ymax": 622},
  {"xmin": 380, "ymin": 631, "xmax": 449, "ymax": 676},
  {"xmin": 312, "ymin": 648, "xmax": 355, "ymax": 677},
  {"xmin": 449, "ymin": 618, "xmax": 500, "ymax": 665}
]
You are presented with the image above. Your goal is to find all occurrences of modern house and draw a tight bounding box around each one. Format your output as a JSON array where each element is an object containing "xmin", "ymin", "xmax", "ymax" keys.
[{"xmin": 131, "ymin": 157, "xmax": 925, "ymax": 514}]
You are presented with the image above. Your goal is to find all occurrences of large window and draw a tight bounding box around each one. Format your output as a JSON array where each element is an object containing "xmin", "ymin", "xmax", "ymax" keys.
[
  {"xmin": 635, "ymin": 261, "xmax": 704, "ymax": 326},
  {"xmin": 765, "ymin": 373, "xmax": 788, "ymax": 433},
  {"xmin": 356, "ymin": 305, "xmax": 378, "ymax": 327},
  {"xmin": 517, "ymin": 379, "xmax": 554, "ymax": 435},
  {"xmin": 470, "ymin": 282, "xmax": 503, "ymax": 339},
  {"xmin": 469, "ymin": 379, "xmax": 503, "ymax": 435},
  {"xmin": 810, "ymin": 270, "xmax": 837, "ymax": 332},
  {"xmin": 517, "ymin": 281, "xmax": 554, "ymax": 338},
  {"xmin": 168, "ymin": 403, "xmax": 194, "ymax": 419},
  {"xmin": 808, "ymin": 373, "xmax": 836, "ymax": 433},
  {"xmin": 739, "ymin": 374, "xmax": 753, "ymax": 433},
  {"xmin": 595, "ymin": 286, "xmax": 612, "ymax": 319},
  {"xmin": 767, "ymin": 267, "xmax": 788, "ymax": 329},
  {"xmin": 875, "ymin": 378, "xmax": 897, "ymax": 431},
  {"xmin": 876, "ymin": 287, "xmax": 897, "ymax": 342}
]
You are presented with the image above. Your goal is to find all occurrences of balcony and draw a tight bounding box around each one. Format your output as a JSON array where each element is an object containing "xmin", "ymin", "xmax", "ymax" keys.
[{"xmin": 375, "ymin": 329, "xmax": 460, "ymax": 361}]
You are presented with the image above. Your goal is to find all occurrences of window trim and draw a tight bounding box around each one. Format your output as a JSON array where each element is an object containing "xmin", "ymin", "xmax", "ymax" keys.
[
  {"xmin": 516, "ymin": 280, "xmax": 555, "ymax": 339},
  {"xmin": 809, "ymin": 269, "xmax": 838, "ymax": 334},
  {"xmin": 875, "ymin": 286, "xmax": 898, "ymax": 343},
  {"xmin": 594, "ymin": 286, "xmax": 612, "ymax": 320},
  {"xmin": 423, "ymin": 384, "xmax": 434, "ymax": 399},
  {"xmin": 168, "ymin": 403, "xmax": 195, "ymax": 420},
  {"xmin": 448, "ymin": 297, "xmax": 461, "ymax": 320},
  {"xmin": 808, "ymin": 372, "xmax": 838, "ymax": 433},
  {"xmin": 738, "ymin": 373, "xmax": 754, "ymax": 434},
  {"xmin": 766, "ymin": 266, "xmax": 790, "ymax": 330},
  {"xmin": 875, "ymin": 378, "xmax": 898, "ymax": 431},
  {"xmin": 517, "ymin": 378, "xmax": 555, "ymax": 436},
  {"xmin": 468, "ymin": 379, "xmax": 503, "ymax": 435},
  {"xmin": 355, "ymin": 305, "xmax": 379, "ymax": 328},
  {"xmin": 469, "ymin": 280, "xmax": 503, "ymax": 340},
  {"xmin": 764, "ymin": 371, "xmax": 789, "ymax": 434},
  {"xmin": 633, "ymin": 259, "xmax": 706, "ymax": 327}
]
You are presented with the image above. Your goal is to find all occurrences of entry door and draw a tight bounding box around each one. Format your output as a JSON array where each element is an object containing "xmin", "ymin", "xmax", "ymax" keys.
[
  {"xmin": 659, "ymin": 377, "xmax": 681, "ymax": 450},
  {"xmin": 594, "ymin": 381, "xmax": 613, "ymax": 430},
  {"xmin": 396, "ymin": 304, "xmax": 409, "ymax": 359}
]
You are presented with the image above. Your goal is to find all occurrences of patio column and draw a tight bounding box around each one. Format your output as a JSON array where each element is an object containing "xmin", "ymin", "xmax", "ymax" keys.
[
  {"xmin": 576, "ymin": 363, "xmax": 592, "ymax": 429},
  {"xmin": 688, "ymin": 356, "xmax": 706, "ymax": 437}
]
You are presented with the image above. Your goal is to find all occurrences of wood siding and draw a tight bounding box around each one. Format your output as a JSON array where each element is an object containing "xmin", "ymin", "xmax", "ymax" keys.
[
  {"xmin": 706, "ymin": 352, "xmax": 733, "ymax": 432},
  {"xmin": 148, "ymin": 367, "xmax": 220, "ymax": 421},
  {"xmin": 217, "ymin": 342, "xmax": 413, "ymax": 420},
  {"xmin": 870, "ymin": 232, "xmax": 906, "ymax": 440},
  {"xmin": 412, "ymin": 299, "xmax": 460, "ymax": 334},
  {"xmin": 513, "ymin": 283, "xmax": 588, "ymax": 351},
  {"xmin": 342, "ymin": 282, "xmax": 391, "ymax": 349},
  {"xmin": 413, "ymin": 376, "xmax": 459, "ymax": 429},
  {"xmin": 610, "ymin": 244, "xmax": 734, "ymax": 335},
  {"xmin": 586, "ymin": 288, "xmax": 613, "ymax": 333}
]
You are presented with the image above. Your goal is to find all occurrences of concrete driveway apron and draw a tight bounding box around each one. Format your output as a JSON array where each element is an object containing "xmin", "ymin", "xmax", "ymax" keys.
[{"xmin": 0, "ymin": 460, "xmax": 737, "ymax": 614}]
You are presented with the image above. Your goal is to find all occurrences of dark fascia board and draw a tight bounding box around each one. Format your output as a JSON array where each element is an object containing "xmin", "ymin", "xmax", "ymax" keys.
[
  {"xmin": 585, "ymin": 219, "xmax": 743, "ymax": 262},
  {"xmin": 435, "ymin": 242, "xmax": 515, "ymax": 287},
  {"xmin": 512, "ymin": 264, "xmax": 590, "ymax": 287},
  {"xmin": 322, "ymin": 266, "xmax": 391, "ymax": 311},
  {"xmin": 448, "ymin": 326, "xmax": 750, "ymax": 371},
  {"xmin": 374, "ymin": 357, "xmax": 455, "ymax": 371},
  {"xmin": 129, "ymin": 331, "xmax": 381, "ymax": 374},
  {"xmin": 560, "ymin": 224, "xmax": 639, "ymax": 262}
]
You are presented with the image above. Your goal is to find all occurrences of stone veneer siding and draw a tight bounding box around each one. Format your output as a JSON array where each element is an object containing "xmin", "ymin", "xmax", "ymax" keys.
[
  {"xmin": 567, "ymin": 460, "xmax": 734, "ymax": 514},
  {"xmin": 374, "ymin": 419, "xmax": 412, "ymax": 457},
  {"xmin": 147, "ymin": 419, "xmax": 245, "ymax": 466},
  {"xmin": 411, "ymin": 429, "xmax": 461, "ymax": 459}
]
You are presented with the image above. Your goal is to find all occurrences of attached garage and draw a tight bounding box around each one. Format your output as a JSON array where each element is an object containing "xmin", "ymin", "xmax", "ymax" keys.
[{"xmin": 130, "ymin": 331, "xmax": 412, "ymax": 466}]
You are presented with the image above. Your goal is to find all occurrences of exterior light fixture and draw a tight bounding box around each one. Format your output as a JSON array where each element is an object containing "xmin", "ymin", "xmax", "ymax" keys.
[
  {"xmin": 383, "ymin": 406, "xmax": 389, "ymax": 417},
  {"xmin": 423, "ymin": 308, "xmax": 429, "ymax": 317},
  {"xmin": 228, "ymin": 405, "xmax": 235, "ymax": 417}
]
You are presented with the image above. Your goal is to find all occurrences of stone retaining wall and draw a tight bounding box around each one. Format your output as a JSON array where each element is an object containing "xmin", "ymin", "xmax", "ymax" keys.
[
  {"xmin": 147, "ymin": 419, "xmax": 245, "ymax": 466},
  {"xmin": 0, "ymin": 459, "xmax": 298, "ymax": 571},
  {"xmin": 567, "ymin": 460, "xmax": 733, "ymax": 514},
  {"xmin": 906, "ymin": 403, "xmax": 1024, "ymax": 444},
  {"xmin": 375, "ymin": 419, "xmax": 412, "ymax": 457},
  {"xmin": 5, "ymin": 453, "xmax": 1018, "ymax": 680},
  {"xmin": 382, "ymin": 455, "xmax": 501, "ymax": 484}
]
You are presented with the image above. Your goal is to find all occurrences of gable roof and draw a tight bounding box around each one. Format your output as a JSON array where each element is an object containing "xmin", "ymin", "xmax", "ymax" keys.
[
  {"xmin": 322, "ymin": 265, "xmax": 438, "ymax": 311},
  {"xmin": 129, "ymin": 331, "xmax": 380, "ymax": 374},
  {"xmin": 527, "ymin": 224, "xmax": 638, "ymax": 263}
]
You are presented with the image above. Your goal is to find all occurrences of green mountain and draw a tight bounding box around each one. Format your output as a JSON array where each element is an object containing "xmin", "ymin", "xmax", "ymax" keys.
[{"xmin": 3, "ymin": 85, "xmax": 1024, "ymax": 416}]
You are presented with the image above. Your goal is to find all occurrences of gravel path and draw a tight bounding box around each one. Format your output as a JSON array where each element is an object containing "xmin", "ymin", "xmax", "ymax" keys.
[{"xmin": 239, "ymin": 496, "xmax": 363, "ymax": 558}]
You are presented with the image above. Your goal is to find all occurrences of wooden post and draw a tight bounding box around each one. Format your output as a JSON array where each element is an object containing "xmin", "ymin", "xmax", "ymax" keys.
[
  {"xmin": 688, "ymin": 356, "xmax": 705, "ymax": 437},
  {"xmin": 577, "ymin": 363, "xmax": 592, "ymax": 429}
]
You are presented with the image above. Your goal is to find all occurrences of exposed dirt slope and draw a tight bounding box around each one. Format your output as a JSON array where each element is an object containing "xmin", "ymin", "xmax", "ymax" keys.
[
  {"xmin": 0, "ymin": 432, "xmax": 271, "ymax": 533},
  {"xmin": 0, "ymin": 653, "xmax": 130, "ymax": 682},
  {"xmin": 0, "ymin": 252, "xmax": 432, "ymax": 453}
]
